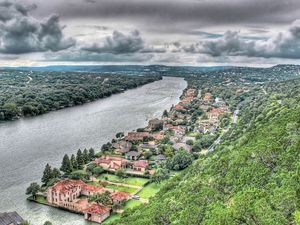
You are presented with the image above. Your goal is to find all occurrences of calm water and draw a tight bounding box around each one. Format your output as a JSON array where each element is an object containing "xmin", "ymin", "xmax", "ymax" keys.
[{"xmin": 0, "ymin": 76, "xmax": 187, "ymax": 225}]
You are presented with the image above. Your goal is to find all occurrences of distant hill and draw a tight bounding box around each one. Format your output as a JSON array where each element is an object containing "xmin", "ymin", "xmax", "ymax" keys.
[{"xmin": 0, "ymin": 65, "xmax": 231, "ymax": 74}]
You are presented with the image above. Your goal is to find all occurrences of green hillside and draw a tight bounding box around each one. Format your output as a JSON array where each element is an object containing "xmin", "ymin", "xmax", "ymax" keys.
[{"xmin": 112, "ymin": 78, "xmax": 300, "ymax": 224}]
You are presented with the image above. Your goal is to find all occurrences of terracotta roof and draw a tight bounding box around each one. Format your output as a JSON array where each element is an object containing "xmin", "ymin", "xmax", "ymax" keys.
[
  {"xmin": 110, "ymin": 191, "xmax": 130, "ymax": 201},
  {"xmin": 83, "ymin": 204, "xmax": 111, "ymax": 215},
  {"xmin": 50, "ymin": 179, "xmax": 85, "ymax": 193},
  {"xmin": 133, "ymin": 160, "xmax": 149, "ymax": 168}
]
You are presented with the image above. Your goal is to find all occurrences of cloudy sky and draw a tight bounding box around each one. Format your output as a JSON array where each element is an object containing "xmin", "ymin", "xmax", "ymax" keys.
[{"xmin": 1, "ymin": 0, "xmax": 300, "ymax": 66}]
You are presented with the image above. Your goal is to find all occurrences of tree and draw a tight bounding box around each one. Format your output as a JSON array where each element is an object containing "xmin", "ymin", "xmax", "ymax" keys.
[
  {"xmin": 116, "ymin": 132, "xmax": 124, "ymax": 139},
  {"xmin": 26, "ymin": 182, "xmax": 40, "ymax": 199},
  {"xmin": 3, "ymin": 102, "xmax": 20, "ymax": 120},
  {"xmin": 88, "ymin": 192, "xmax": 112, "ymax": 206},
  {"xmin": 76, "ymin": 149, "xmax": 84, "ymax": 169},
  {"xmin": 163, "ymin": 109, "xmax": 168, "ymax": 117},
  {"xmin": 164, "ymin": 145, "xmax": 174, "ymax": 158},
  {"xmin": 92, "ymin": 166, "xmax": 104, "ymax": 176},
  {"xmin": 88, "ymin": 148, "xmax": 95, "ymax": 160},
  {"xmin": 115, "ymin": 168, "xmax": 126, "ymax": 178},
  {"xmin": 52, "ymin": 168, "xmax": 61, "ymax": 179},
  {"xmin": 21, "ymin": 221, "xmax": 30, "ymax": 225},
  {"xmin": 41, "ymin": 163, "xmax": 53, "ymax": 185},
  {"xmin": 166, "ymin": 149, "xmax": 194, "ymax": 171},
  {"xmin": 70, "ymin": 154, "xmax": 78, "ymax": 170},
  {"xmin": 83, "ymin": 148, "xmax": 90, "ymax": 163},
  {"xmin": 60, "ymin": 154, "xmax": 72, "ymax": 174},
  {"xmin": 43, "ymin": 221, "xmax": 53, "ymax": 225},
  {"xmin": 151, "ymin": 168, "xmax": 170, "ymax": 183}
]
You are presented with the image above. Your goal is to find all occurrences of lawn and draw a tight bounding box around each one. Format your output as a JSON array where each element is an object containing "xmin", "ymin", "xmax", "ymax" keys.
[
  {"xmin": 137, "ymin": 182, "xmax": 165, "ymax": 199},
  {"xmin": 123, "ymin": 199, "xmax": 143, "ymax": 210},
  {"xmin": 98, "ymin": 174, "xmax": 149, "ymax": 186},
  {"xmin": 35, "ymin": 195, "xmax": 48, "ymax": 204},
  {"xmin": 106, "ymin": 184, "xmax": 137, "ymax": 193},
  {"xmin": 102, "ymin": 213, "xmax": 121, "ymax": 224}
]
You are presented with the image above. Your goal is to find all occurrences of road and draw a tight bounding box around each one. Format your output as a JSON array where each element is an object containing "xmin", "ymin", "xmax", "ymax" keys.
[{"xmin": 207, "ymin": 106, "xmax": 240, "ymax": 153}]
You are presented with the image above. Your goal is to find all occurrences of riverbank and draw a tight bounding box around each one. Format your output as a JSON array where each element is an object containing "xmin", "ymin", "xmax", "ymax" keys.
[
  {"xmin": 0, "ymin": 77, "xmax": 187, "ymax": 225},
  {"xmin": 0, "ymin": 70, "xmax": 162, "ymax": 122},
  {"xmin": 27, "ymin": 84, "xmax": 233, "ymax": 224}
]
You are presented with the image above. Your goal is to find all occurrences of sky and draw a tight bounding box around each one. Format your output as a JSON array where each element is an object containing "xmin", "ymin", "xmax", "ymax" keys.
[{"xmin": 1, "ymin": 0, "xmax": 300, "ymax": 66}]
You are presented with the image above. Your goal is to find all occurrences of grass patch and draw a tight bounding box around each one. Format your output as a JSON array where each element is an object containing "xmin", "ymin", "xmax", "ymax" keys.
[
  {"xmin": 106, "ymin": 184, "xmax": 137, "ymax": 193},
  {"xmin": 102, "ymin": 213, "xmax": 121, "ymax": 224},
  {"xmin": 137, "ymin": 182, "xmax": 165, "ymax": 199},
  {"xmin": 35, "ymin": 195, "xmax": 48, "ymax": 204},
  {"xmin": 98, "ymin": 174, "xmax": 149, "ymax": 186},
  {"xmin": 124, "ymin": 199, "xmax": 143, "ymax": 210}
]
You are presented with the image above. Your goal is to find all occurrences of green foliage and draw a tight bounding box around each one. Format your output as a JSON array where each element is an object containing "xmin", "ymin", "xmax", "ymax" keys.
[
  {"xmin": 113, "ymin": 78, "xmax": 300, "ymax": 225},
  {"xmin": 166, "ymin": 148, "xmax": 194, "ymax": 171},
  {"xmin": 115, "ymin": 168, "xmax": 126, "ymax": 178},
  {"xmin": 60, "ymin": 154, "xmax": 72, "ymax": 174},
  {"xmin": 43, "ymin": 221, "xmax": 53, "ymax": 225},
  {"xmin": 88, "ymin": 191, "xmax": 112, "ymax": 206},
  {"xmin": 150, "ymin": 168, "xmax": 170, "ymax": 183},
  {"xmin": 41, "ymin": 163, "xmax": 53, "ymax": 185},
  {"xmin": 0, "ymin": 70, "xmax": 161, "ymax": 121},
  {"xmin": 26, "ymin": 182, "xmax": 40, "ymax": 199}
]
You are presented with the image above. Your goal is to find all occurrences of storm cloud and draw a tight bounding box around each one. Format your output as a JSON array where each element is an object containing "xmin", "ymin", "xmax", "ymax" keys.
[
  {"xmin": 82, "ymin": 30, "xmax": 144, "ymax": 54},
  {"xmin": 0, "ymin": 0, "xmax": 75, "ymax": 54},
  {"xmin": 186, "ymin": 20, "xmax": 300, "ymax": 59}
]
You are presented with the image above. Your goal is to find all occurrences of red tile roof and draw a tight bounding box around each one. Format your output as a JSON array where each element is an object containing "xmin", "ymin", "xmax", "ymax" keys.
[
  {"xmin": 110, "ymin": 191, "xmax": 130, "ymax": 201},
  {"xmin": 50, "ymin": 179, "xmax": 85, "ymax": 193},
  {"xmin": 83, "ymin": 204, "xmax": 111, "ymax": 215},
  {"xmin": 133, "ymin": 160, "xmax": 149, "ymax": 168}
]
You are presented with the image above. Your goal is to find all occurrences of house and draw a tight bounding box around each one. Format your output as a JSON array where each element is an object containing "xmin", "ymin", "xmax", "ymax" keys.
[
  {"xmin": 113, "ymin": 141, "xmax": 132, "ymax": 155},
  {"xmin": 132, "ymin": 160, "xmax": 149, "ymax": 172},
  {"xmin": 95, "ymin": 156, "xmax": 128, "ymax": 170},
  {"xmin": 125, "ymin": 151, "xmax": 141, "ymax": 160},
  {"xmin": 151, "ymin": 133, "xmax": 164, "ymax": 140},
  {"xmin": 83, "ymin": 204, "xmax": 111, "ymax": 224},
  {"xmin": 173, "ymin": 143, "xmax": 192, "ymax": 152},
  {"xmin": 125, "ymin": 132, "xmax": 150, "ymax": 141},
  {"xmin": 47, "ymin": 179, "xmax": 85, "ymax": 208},
  {"xmin": 203, "ymin": 93, "xmax": 212, "ymax": 102},
  {"xmin": 185, "ymin": 89, "xmax": 197, "ymax": 98},
  {"xmin": 148, "ymin": 118, "xmax": 163, "ymax": 131},
  {"xmin": 155, "ymin": 154, "xmax": 167, "ymax": 161},
  {"xmin": 110, "ymin": 191, "xmax": 130, "ymax": 204},
  {"xmin": 0, "ymin": 211, "xmax": 24, "ymax": 225},
  {"xmin": 139, "ymin": 143, "xmax": 157, "ymax": 151},
  {"xmin": 174, "ymin": 104, "xmax": 184, "ymax": 110}
]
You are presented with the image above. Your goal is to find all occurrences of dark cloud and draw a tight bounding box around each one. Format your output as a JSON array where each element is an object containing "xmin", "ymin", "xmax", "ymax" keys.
[
  {"xmin": 82, "ymin": 30, "xmax": 164, "ymax": 54},
  {"xmin": 184, "ymin": 20, "xmax": 300, "ymax": 59},
  {"xmin": 34, "ymin": 0, "xmax": 300, "ymax": 27},
  {"xmin": 0, "ymin": 0, "xmax": 75, "ymax": 54},
  {"xmin": 47, "ymin": 49, "xmax": 154, "ymax": 62}
]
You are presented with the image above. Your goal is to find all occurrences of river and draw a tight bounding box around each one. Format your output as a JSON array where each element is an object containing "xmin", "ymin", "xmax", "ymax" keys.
[{"xmin": 0, "ymin": 76, "xmax": 187, "ymax": 225}]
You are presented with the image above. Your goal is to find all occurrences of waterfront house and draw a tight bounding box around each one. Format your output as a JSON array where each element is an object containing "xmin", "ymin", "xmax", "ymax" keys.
[
  {"xmin": 125, "ymin": 132, "xmax": 150, "ymax": 141},
  {"xmin": 47, "ymin": 179, "xmax": 85, "ymax": 208},
  {"xmin": 0, "ymin": 211, "xmax": 24, "ymax": 225},
  {"xmin": 148, "ymin": 118, "xmax": 164, "ymax": 131},
  {"xmin": 83, "ymin": 204, "xmax": 111, "ymax": 224}
]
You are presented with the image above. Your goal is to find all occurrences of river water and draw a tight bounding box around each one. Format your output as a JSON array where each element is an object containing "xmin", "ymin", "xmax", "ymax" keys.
[{"xmin": 0, "ymin": 76, "xmax": 187, "ymax": 225}]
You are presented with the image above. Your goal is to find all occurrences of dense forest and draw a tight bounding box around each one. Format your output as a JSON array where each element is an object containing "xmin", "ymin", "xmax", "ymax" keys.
[
  {"xmin": 111, "ymin": 68, "xmax": 300, "ymax": 224},
  {"xmin": 0, "ymin": 70, "xmax": 161, "ymax": 121}
]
